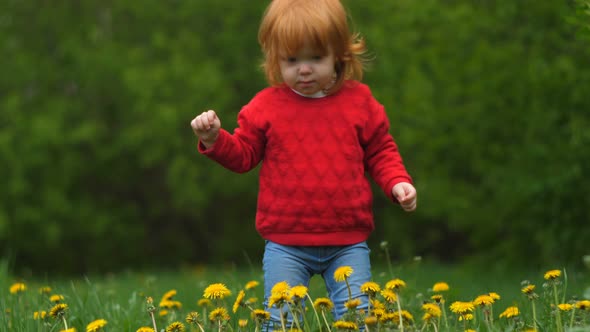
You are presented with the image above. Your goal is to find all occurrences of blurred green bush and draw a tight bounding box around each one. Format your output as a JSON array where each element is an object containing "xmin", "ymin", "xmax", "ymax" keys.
[{"xmin": 1, "ymin": 1, "xmax": 588, "ymax": 274}]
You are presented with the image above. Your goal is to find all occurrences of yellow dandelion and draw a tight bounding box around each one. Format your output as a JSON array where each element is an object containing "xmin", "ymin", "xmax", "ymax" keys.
[
  {"xmin": 313, "ymin": 297, "xmax": 334, "ymax": 312},
  {"xmin": 10, "ymin": 282, "xmax": 26, "ymax": 294},
  {"xmin": 290, "ymin": 285, "xmax": 308, "ymax": 299},
  {"xmin": 159, "ymin": 310, "xmax": 169, "ymax": 317},
  {"xmin": 465, "ymin": 330, "xmax": 476, "ymax": 332},
  {"xmin": 365, "ymin": 316, "xmax": 378, "ymax": 326},
  {"xmin": 499, "ymin": 306, "xmax": 519, "ymax": 318},
  {"xmin": 268, "ymin": 292, "xmax": 291, "ymax": 308},
  {"xmin": 209, "ymin": 307, "xmax": 230, "ymax": 322},
  {"xmin": 333, "ymin": 320, "xmax": 359, "ymax": 330},
  {"xmin": 380, "ymin": 289, "xmax": 398, "ymax": 303},
  {"xmin": 203, "ymin": 283, "xmax": 231, "ymax": 300},
  {"xmin": 371, "ymin": 299, "xmax": 385, "ymax": 310},
  {"xmin": 50, "ymin": 295, "xmax": 65, "ymax": 303},
  {"xmin": 373, "ymin": 308, "xmax": 386, "ymax": 319},
  {"xmin": 385, "ymin": 278, "xmax": 406, "ymax": 290},
  {"xmin": 344, "ymin": 298, "xmax": 361, "ymax": 310},
  {"xmin": 473, "ymin": 294, "xmax": 495, "ymax": 306},
  {"xmin": 271, "ymin": 281, "xmax": 290, "ymax": 295},
  {"xmin": 61, "ymin": 328, "xmax": 77, "ymax": 332},
  {"xmin": 197, "ymin": 298, "xmax": 211, "ymax": 307},
  {"xmin": 86, "ymin": 318, "xmax": 107, "ymax": 332},
  {"xmin": 458, "ymin": 313, "xmax": 474, "ymax": 321},
  {"xmin": 165, "ymin": 321, "xmax": 185, "ymax": 332},
  {"xmin": 544, "ymin": 269, "xmax": 561, "ymax": 280},
  {"xmin": 576, "ymin": 300, "xmax": 590, "ymax": 310},
  {"xmin": 251, "ymin": 309, "xmax": 271, "ymax": 321},
  {"xmin": 159, "ymin": 300, "xmax": 182, "ymax": 309},
  {"xmin": 238, "ymin": 319, "xmax": 248, "ymax": 327},
  {"xmin": 558, "ymin": 303, "xmax": 573, "ymax": 311},
  {"xmin": 232, "ymin": 290, "xmax": 246, "ymax": 313},
  {"xmin": 422, "ymin": 303, "xmax": 442, "ymax": 317},
  {"xmin": 136, "ymin": 327, "xmax": 155, "ymax": 332},
  {"xmin": 488, "ymin": 292, "xmax": 501, "ymax": 300},
  {"xmin": 49, "ymin": 303, "xmax": 68, "ymax": 318},
  {"xmin": 334, "ymin": 266, "xmax": 354, "ymax": 282},
  {"xmin": 422, "ymin": 312, "xmax": 435, "ymax": 322},
  {"xmin": 185, "ymin": 311, "xmax": 201, "ymax": 325},
  {"xmin": 521, "ymin": 284, "xmax": 536, "ymax": 295},
  {"xmin": 432, "ymin": 282, "xmax": 449, "ymax": 292},
  {"xmin": 431, "ymin": 294, "xmax": 444, "ymax": 303},
  {"xmin": 33, "ymin": 311, "xmax": 47, "ymax": 320},
  {"xmin": 161, "ymin": 289, "xmax": 177, "ymax": 301},
  {"xmin": 246, "ymin": 297, "xmax": 258, "ymax": 305},
  {"xmin": 39, "ymin": 286, "xmax": 52, "ymax": 295},
  {"xmin": 245, "ymin": 280, "xmax": 259, "ymax": 290},
  {"xmin": 450, "ymin": 301, "xmax": 474, "ymax": 315},
  {"xmin": 360, "ymin": 282, "xmax": 381, "ymax": 296}
]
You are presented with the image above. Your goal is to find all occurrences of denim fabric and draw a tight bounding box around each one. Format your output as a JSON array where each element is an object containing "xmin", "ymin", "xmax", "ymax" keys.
[{"xmin": 262, "ymin": 240, "xmax": 371, "ymax": 330}]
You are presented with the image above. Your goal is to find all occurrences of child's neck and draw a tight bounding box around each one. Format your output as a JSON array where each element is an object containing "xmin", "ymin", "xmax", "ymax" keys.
[{"xmin": 291, "ymin": 88, "xmax": 327, "ymax": 98}]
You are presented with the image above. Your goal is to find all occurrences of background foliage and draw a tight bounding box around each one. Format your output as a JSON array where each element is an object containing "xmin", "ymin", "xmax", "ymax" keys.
[{"xmin": 1, "ymin": 0, "xmax": 589, "ymax": 275}]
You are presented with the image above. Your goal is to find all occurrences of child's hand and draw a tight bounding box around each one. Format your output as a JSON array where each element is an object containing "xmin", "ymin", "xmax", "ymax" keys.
[
  {"xmin": 191, "ymin": 110, "xmax": 221, "ymax": 148},
  {"xmin": 392, "ymin": 182, "xmax": 417, "ymax": 212}
]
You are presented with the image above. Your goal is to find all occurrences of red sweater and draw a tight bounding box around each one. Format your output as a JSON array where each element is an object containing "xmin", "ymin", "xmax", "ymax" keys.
[{"xmin": 199, "ymin": 81, "xmax": 412, "ymax": 246}]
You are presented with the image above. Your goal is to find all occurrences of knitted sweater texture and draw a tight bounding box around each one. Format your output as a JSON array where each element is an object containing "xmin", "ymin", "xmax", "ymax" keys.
[{"xmin": 199, "ymin": 81, "xmax": 412, "ymax": 246}]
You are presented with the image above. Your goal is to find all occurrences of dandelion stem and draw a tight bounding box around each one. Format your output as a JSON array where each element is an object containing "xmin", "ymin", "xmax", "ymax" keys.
[
  {"xmin": 306, "ymin": 293, "xmax": 321, "ymax": 332},
  {"xmin": 321, "ymin": 310, "xmax": 332, "ymax": 332},
  {"xmin": 553, "ymin": 283, "xmax": 564, "ymax": 332},
  {"xmin": 531, "ymin": 300, "xmax": 538, "ymax": 332},
  {"xmin": 441, "ymin": 304, "xmax": 448, "ymax": 329},
  {"xmin": 279, "ymin": 305, "xmax": 286, "ymax": 332},
  {"xmin": 344, "ymin": 279, "xmax": 352, "ymax": 301},
  {"xmin": 395, "ymin": 291, "xmax": 404, "ymax": 332},
  {"xmin": 569, "ymin": 307, "xmax": 576, "ymax": 330},
  {"xmin": 431, "ymin": 321, "xmax": 438, "ymax": 332},
  {"xmin": 61, "ymin": 316, "xmax": 69, "ymax": 330}
]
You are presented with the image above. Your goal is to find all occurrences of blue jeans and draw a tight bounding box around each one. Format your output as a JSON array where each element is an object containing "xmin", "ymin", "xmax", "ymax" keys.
[{"xmin": 262, "ymin": 240, "xmax": 371, "ymax": 330}]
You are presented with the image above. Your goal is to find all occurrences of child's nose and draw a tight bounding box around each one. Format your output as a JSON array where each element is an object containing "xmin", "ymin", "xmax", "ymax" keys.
[{"xmin": 299, "ymin": 63, "xmax": 312, "ymax": 74}]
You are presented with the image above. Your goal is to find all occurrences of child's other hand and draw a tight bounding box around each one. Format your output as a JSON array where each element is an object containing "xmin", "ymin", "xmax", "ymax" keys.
[
  {"xmin": 392, "ymin": 182, "xmax": 417, "ymax": 212},
  {"xmin": 191, "ymin": 110, "xmax": 221, "ymax": 148}
]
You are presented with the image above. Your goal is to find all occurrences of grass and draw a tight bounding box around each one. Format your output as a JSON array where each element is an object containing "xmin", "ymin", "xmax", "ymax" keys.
[{"xmin": 1, "ymin": 255, "xmax": 589, "ymax": 332}]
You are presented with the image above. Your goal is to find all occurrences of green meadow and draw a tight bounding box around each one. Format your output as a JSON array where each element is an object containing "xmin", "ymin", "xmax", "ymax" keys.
[{"xmin": 2, "ymin": 254, "xmax": 589, "ymax": 332}]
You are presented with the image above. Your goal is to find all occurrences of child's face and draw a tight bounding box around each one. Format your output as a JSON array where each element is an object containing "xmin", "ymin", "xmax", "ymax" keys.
[{"xmin": 279, "ymin": 43, "xmax": 336, "ymax": 95}]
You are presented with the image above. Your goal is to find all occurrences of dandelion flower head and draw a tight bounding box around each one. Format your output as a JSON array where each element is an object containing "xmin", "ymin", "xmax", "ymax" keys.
[
  {"xmin": 345, "ymin": 298, "xmax": 361, "ymax": 310},
  {"xmin": 499, "ymin": 306, "xmax": 519, "ymax": 318},
  {"xmin": 521, "ymin": 284, "xmax": 536, "ymax": 294},
  {"xmin": 576, "ymin": 300, "xmax": 590, "ymax": 310},
  {"xmin": 245, "ymin": 280, "xmax": 259, "ymax": 290},
  {"xmin": 473, "ymin": 294, "xmax": 495, "ymax": 306},
  {"xmin": 209, "ymin": 307, "xmax": 230, "ymax": 322},
  {"xmin": 136, "ymin": 327, "xmax": 155, "ymax": 332},
  {"xmin": 360, "ymin": 281, "xmax": 381, "ymax": 296},
  {"xmin": 385, "ymin": 278, "xmax": 406, "ymax": 290},
  {"xmin": 203, "ymin": 283, "xmax": 231, "ymax": 300},
  {"xmin": 86, "ymin": 319, "xmax": 107, "ymax": 332},
  {"xmin": 165, "ymin": 321, "xmax": 185, "ymax": 332},
  {"xmin": 450, "ymin": 301, "xmax": 474, "ymax": 314},
  {"xmin": 270, "ymin": 281, "xmax": 290, "ymax": 295},
  {"xmin": 51, "ymin": 295, "xmax": 65, "ymax": 303},
  {"xmin": 232, "ymin": 290, "xmax": 246, "ymax": 313},
  {"xmin": 333, "ymin": 320, "xmax": 358, "ymax": 330},
  {"xmin": 558, "ymin": 303, "xmax": 573, "ymax": 311},
  {"xmin": 488, "ymin": 292, "xmax": 501, "ymax": 300},
  {"xmin": 251, "ymin": 309, "xmax": 271, "ymax": 321},
  {"xmin": 422, "ymin": 303, "xmax": 442, "ymax": 317},
  {"xmin": 290, "ymin": 285, "xmax": 308, "ymax": 299},
  {"xmin": 432, "ymin": 282, "xmax": 449, "ymax": 292},
  {"xmin": 161, "ymin": 289, "xmax": 177, "ymax": 301},
  {"xmin": 544, "ymin": 269, "xmax": 561, "ymax": 280},
  {"xmin": 49, "ymin": 303, "xmax": 68, "ymax": 318},
  {"xmin": 313, "ymin": 297, "xmax": 334, "ymax": 311},
  {"xmin": 380, "ymin": 289, "xmax": 398, "ymax": 303},
  {"xmin": 10, "ymin": 282, "xmax": 26, "ymax": 294},
  {"xmin": 39, "ymin": 286, "xmax": 52, "ymax": 295},
  {"xmin": 334, "ymin": 266, "xmax": 354, "ymax": 282}
]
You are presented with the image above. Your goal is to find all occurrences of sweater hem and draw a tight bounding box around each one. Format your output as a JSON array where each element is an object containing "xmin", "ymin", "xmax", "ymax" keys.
[{"xmin": 262, "ymin": 231, "xmax": 370, "ymax": 246}]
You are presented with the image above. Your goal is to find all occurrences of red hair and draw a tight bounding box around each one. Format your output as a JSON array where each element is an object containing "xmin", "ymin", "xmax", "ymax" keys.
[{"xmin": 258, "ymin": 0, "xmax": 366, "ymax": 94}]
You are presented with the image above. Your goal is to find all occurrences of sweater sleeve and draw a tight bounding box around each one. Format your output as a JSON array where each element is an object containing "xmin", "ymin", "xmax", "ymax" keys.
[
  {"xmin": 198, "ymin": 103, "xmax": 266, "ymax": 174},
  {"xmin": 361, "ymin": 96, "xmax": 412, "ymax": 202}
]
